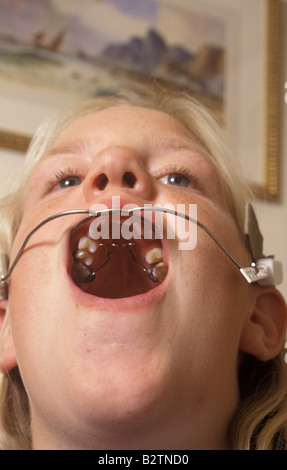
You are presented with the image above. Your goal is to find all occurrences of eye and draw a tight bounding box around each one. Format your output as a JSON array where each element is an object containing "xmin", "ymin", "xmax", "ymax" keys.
[
  {"xmin": 57, "ymin": 175, "xmax": 83, "ymax": 189},
  {"xmin": 158, "ymin": 173, "xmax": 191, "ymax": 188},
  {"xmin": 157, "ymin": 166, "xmax": 198, "ymax": 189},
  {"xmin": 46, "ymin": 168, "xmax": 84, "ymax": 192}
]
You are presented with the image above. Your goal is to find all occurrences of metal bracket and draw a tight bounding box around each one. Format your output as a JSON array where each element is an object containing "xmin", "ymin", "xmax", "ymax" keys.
[{"xmin": 0, "ymin": 253, "xmax": 9, "ymax": 300}]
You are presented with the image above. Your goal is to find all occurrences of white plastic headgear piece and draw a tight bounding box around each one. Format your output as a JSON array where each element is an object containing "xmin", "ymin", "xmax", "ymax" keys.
[{"xmin": 240, "ymin": 204, "xmax": 283, "ymax": 286}]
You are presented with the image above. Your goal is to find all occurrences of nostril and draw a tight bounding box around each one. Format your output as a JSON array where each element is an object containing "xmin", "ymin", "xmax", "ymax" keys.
[
  {"xmin": 123, "ymin": 171, "xmax": 137, "ymax": 188},
  {"xmin": 95, "ymin": 173, "xmax": 109, "ymax": 191},
  {"xmin": 93, "ymin": 171, "xmax": 137, "ymax": 190}
]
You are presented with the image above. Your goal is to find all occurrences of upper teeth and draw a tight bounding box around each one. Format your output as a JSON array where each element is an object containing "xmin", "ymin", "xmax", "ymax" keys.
[
  {"xmin": 75, "ymin": 236, "xmax": 99, "ymax": 267},
  {"xmin": 78, "ymin": 236, "xmax": 98, "ymax": 253},
  {"xmin": 73, "ymin": 235, "xmax": 167, "ymax": 283},
  {"xmin": 144, "ymin": 247, "xmax": 167, "ymax": 282},
  {"xmin": 144, "ymin": 247, "xmax": 163, "ymax": 264},
  {"xmin": 75, "ymin": 250, "xmax": 94, "ymax": 266},
  {"xmin": 150, "ymin": 261, "xmax": 168, "ymax": 282}
]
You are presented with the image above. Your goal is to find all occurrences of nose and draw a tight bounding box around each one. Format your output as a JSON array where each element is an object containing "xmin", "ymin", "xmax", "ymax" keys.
[{"xmin": 82, "ymin": 146, "xmax": 154, "ymax": 203}]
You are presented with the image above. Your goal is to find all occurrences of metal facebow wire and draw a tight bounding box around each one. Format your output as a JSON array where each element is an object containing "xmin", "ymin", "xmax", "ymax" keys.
[{"xmin": 0, "ymin": 207, "xmax": 268, "ymax": 299}]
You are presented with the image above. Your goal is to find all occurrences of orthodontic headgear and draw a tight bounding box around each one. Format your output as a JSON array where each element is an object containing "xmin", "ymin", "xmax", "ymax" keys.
[{"xmin": 0, "ymin": 204, "xmax": 283, "ymax": 300}]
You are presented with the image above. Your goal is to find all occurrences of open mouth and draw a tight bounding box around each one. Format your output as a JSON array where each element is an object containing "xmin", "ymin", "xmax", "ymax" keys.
[{"xmin": 69, "ymin": 213, "xmax": 168, "ymax": 299}]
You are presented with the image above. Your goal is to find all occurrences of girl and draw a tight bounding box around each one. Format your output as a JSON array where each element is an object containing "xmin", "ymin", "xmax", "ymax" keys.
[{"xmin": 0, "ymin": 81, "xmax": 286, "ymax": 450}]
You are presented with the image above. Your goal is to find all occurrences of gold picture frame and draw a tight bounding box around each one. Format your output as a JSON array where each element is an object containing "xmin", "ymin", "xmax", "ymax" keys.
[
  {"xmin": 0, "ymin": 0, "xmax": 281, "ymax": 200},
  {"xmin": 260, "ymin": 0, "xmax": 280, "ymax": 200},
  {"xmin": 0, "ymin": 129, "xmax": 31, "ymax": 153}
]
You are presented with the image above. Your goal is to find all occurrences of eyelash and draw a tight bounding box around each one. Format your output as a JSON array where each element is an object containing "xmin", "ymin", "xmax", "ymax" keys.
[
  {"xmin": 157, "ymin": 165, "xmax": 199, "ymax": 188},
  {"xmin": 46, "ymin": 167, "xmax": 84, "ymax": 191}
]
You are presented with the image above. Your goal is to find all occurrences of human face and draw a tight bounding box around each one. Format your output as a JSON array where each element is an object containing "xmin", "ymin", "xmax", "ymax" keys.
[{"xmin": 7, "ymin": 106, "xmax": 253, "ymax": 449}]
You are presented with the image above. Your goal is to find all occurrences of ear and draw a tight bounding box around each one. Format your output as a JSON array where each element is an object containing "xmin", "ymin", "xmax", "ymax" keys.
[
  {"xmin": 0, "ymin": 299, "xmax": 18, "ymax": 373},
  {"xmin": 239, "ymin": 287, "xmax": 287, "ymax": 361}
]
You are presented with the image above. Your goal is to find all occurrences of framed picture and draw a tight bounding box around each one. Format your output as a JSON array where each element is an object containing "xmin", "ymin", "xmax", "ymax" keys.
[{"xmin": 0, "ymin": 0, "xmax": 281, "ymax": 199}]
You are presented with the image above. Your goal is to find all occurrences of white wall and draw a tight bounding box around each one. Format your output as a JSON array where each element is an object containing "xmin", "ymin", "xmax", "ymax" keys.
[
  {"xmin": 0, "ymin": 0, "xmax": 286, "ymax": 300},
  {"xmin": 0, "ymin": 149, "xmax": 24, "ymax": 195}
]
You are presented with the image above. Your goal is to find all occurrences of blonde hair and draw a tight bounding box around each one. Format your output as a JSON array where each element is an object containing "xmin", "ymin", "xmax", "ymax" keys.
[{"xmin": 0, "ymin": 80, "xmax": 286, "ymax": 449}]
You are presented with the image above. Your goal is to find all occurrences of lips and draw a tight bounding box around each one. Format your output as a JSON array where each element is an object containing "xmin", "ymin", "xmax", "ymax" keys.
[{"xmin": 68, "ymin": 209, "xmax": 169, "ymax": 300}]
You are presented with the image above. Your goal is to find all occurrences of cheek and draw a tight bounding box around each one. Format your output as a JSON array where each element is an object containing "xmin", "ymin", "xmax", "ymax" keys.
[
  {"xmin": 7, "ymin": 243, "xmax": 68, "ymax": 368},
  {"xmin": 170, "ymin": 260, "xmax": 245, "ymax": 400},
  {"xmin": 7, "ymin": 255, "xmax": 79, "ymax": 415},
  {"xmin": 164, "ymin": 243, "xmax": 249, "ymax": 412},
  {"xmin": 8, "ymin": 251, "xmax": 52, "ymax": 350},
  {"xmin": 171, "ymin": 214, "xmax": 251, "ymax": 359}
]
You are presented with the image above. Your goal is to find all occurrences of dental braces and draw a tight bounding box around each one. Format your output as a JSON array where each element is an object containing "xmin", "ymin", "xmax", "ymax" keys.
[
  {"xmin": 70, "ymin": 212, "xmax": 166, "ymax": 284},
  {"xmin": 72, "ymin": 241, "xmax": 163, "ymax": 284},
  {"xmin": 0, "ymin": 207, "xmax": 281, "ymax": 300}
]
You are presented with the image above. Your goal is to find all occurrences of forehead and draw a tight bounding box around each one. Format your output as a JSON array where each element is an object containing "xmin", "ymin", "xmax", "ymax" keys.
[{"xmin": 48, "ymin": 106, "xmax": 197, "ymax": 152}]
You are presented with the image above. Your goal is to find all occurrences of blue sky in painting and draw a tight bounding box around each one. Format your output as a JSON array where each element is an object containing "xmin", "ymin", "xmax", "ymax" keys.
[{"xmin": 108, "ymin": 0, "xmax": 157, "ymax": 22}]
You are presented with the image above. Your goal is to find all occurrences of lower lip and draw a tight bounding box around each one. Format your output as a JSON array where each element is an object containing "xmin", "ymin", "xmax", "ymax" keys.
[{"xmin": 66, "ymin": 273, "xmax": 168, "ymax": 313}]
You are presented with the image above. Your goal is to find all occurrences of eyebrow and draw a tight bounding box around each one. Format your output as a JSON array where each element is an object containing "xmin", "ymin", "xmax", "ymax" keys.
[
  {"xmin": 153, "ymin": 134, "xmax": 203, "ymax": 157},
  {"xmin": 45, "ymin": 140, "xmax": 87, "ymax": 158},
  {"xmin": 158, "ymin": 139, "xmax": 197, "ymax": 153}
]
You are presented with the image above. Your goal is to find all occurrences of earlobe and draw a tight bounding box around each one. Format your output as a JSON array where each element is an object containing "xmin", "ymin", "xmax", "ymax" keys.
[
  {"xmin": 239, "ymin": 287, "xmax": 287, "ymax": 361},
  {"xmin": 0, "ymin": 299, "xmax": 18, "ymax": 373}
]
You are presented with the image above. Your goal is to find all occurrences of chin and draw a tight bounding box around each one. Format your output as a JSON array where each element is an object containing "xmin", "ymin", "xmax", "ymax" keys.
[{"xmin": 59, "ymin": 354, "xmax": 173, "ymax": 432}]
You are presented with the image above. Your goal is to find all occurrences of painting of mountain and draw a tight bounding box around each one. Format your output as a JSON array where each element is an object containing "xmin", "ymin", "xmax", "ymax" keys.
[
  {"xmin": 101, "ymin": 28, "xmax": 224, "ymax": 98},
  {"xmin": 0, "ymin": 0, "xmax": 226, "ymax": 115}
]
